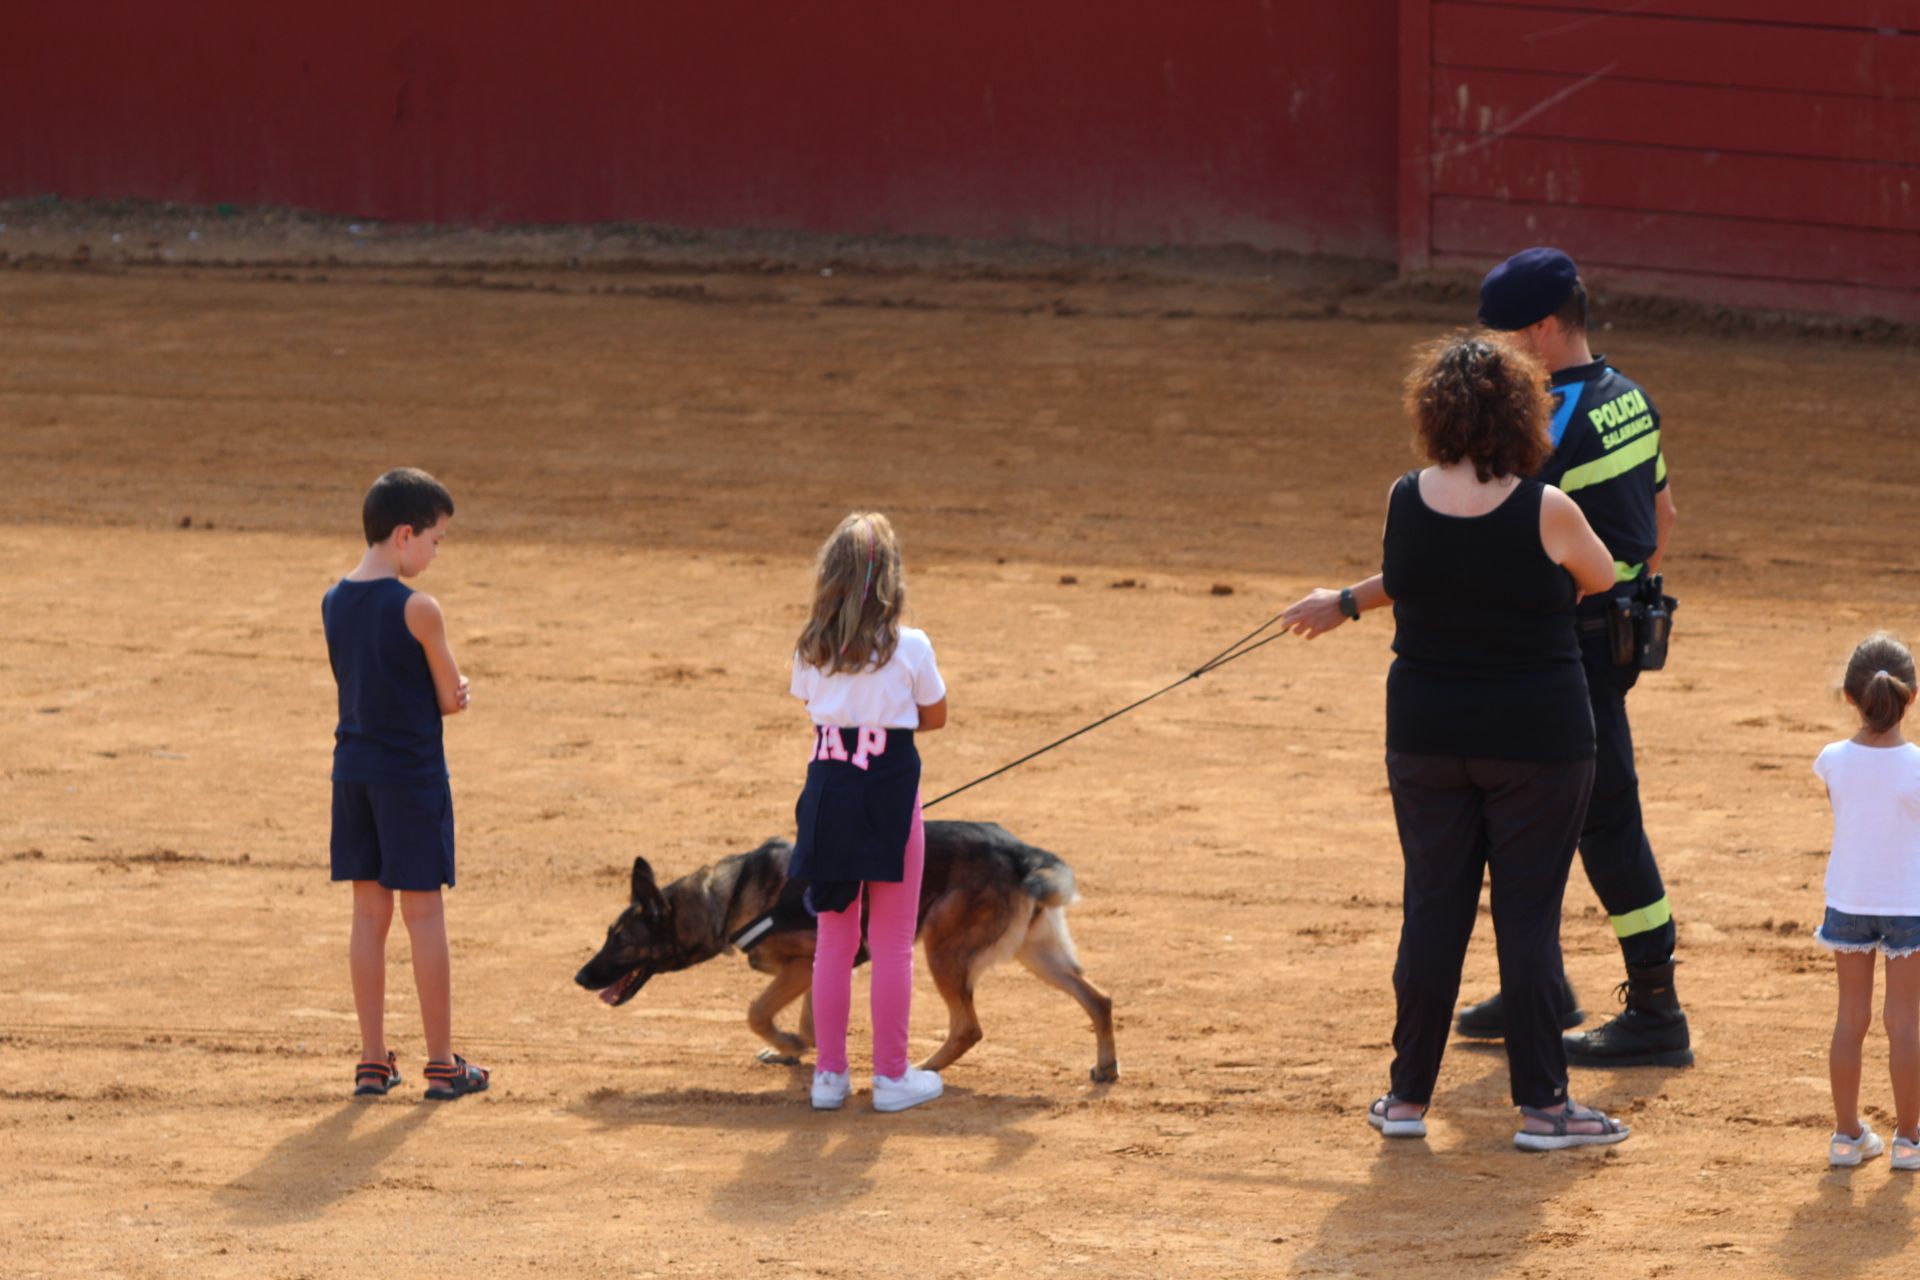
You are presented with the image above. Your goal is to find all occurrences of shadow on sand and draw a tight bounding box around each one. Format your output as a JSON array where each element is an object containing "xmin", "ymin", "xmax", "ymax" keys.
[
  {"xmin": 1282, "ymin": 1056, "xmax": 1635, "ymax": 1278},
  {"xmin": 566, "ymin": 1071, "xmax": 1064, "ymax": 1223},
  {"xmin": 217, "ymin": 1099, "xmax": 437, "ymax": 1225},
  {"xmin": 1776, "ymin": 1161, "xmax": 1914, "ymax": 1279}
]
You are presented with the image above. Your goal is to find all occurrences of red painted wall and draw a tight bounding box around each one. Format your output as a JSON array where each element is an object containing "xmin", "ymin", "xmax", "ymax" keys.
[
  {"xmin": 0, "ymin": 1, "xmax": 1402, "ymax": 259},
  {"xmin": 1402, "ymin": 0, "xmax": 1920, "ymax": 322}
]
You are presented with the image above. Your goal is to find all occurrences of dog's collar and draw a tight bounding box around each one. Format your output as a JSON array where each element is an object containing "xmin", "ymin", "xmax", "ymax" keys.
[{"xmin": 729, "ymin": 911, "xmax": 777, "ymax": 952}]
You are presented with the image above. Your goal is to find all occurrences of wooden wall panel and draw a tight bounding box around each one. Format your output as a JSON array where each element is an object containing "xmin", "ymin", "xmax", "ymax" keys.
[
  {"xmin": 1432, "ymin": 135, "xmax": 1920, "ymax": 233},
  {"xmin": 1451, "ymin": 0, "xmax": 1912, "ymax": 25},
  {"xmin": 1404, "ymin": 1, "xmax": 1920, "ymax": 321},
  {"xmin": 1432, "ymin": 68, "xmax": 1920, "ymax": 166},
  {"xmin": 1433, "ymin": 4, "xmax": 1920, "ymax": 99},
  {"xmin": 0, "ymin": 0, "xmax": 1404, "ymax": 257},
  {"xmin": 1433, "ymin": 197, "xmax": 1920, "ymax": 291},
  {"xmin": 1400, "ymin": 0, "xmax": 1437, "ymax": 270}
]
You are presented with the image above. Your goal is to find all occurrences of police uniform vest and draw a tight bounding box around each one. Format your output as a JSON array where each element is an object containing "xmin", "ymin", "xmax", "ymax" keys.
[{"xmin": 1534, "ymin": 356, "xmax": 1666, "ymax": 592}]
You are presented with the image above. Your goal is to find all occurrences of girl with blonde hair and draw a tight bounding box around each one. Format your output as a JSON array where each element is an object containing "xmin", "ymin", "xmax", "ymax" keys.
[{"xmin": 789, "ymin": 513, "xmax": 949, "ymax": 1113}]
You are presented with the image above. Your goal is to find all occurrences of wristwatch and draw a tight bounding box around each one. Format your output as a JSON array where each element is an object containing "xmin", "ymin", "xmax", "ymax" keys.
[{"xmin": 1338, "ymin": 587, "xmax": 1361, "ymax": 621}]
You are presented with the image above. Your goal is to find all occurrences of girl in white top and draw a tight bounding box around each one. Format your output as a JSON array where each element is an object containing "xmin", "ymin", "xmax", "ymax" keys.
[
  {"xmin": 788, "ymin": 512, "xmax": 948, "ymax": 1115},
  {"xmin": 1814, "ymin": 632, "xmax": 1920, "ymax": 1169}
]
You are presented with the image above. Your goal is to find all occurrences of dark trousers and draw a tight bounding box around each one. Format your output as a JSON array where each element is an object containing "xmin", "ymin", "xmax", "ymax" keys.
[
  {"xmin": 1386, "ymin": 751, "xmax": 1593, "ymax": 1109},
  {"xmin": 1575, "ymin": 627, "xmax": 1675, "ymax": 970}
]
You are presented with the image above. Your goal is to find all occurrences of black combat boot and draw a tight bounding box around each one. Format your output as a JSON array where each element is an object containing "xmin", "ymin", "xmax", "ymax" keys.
[
  {"xmin": 1454, "ymin": 972, "xmax": 1585, "ymax": 1040},
  {"xmin": 1561, "ymin": 959, "xmax": 1693, "ymax": 1067}
]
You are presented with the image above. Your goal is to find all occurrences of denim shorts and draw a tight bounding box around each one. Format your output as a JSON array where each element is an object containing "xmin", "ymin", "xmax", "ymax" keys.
[{"xmin": 1815, "ymin": 907, "xmax": 1920, "ymax": 959}]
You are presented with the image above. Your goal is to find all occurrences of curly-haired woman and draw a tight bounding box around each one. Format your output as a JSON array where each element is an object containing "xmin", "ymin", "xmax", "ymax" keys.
[{"xmin": 1281, "ymin": 331, "xmax": 1629, "ymax": 1151}]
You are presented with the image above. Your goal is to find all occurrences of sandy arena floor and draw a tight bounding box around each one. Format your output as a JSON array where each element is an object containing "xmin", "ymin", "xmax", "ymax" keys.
[{"xmin": 2, "ymin": 211, "xmax": 1918, "ymax": 1278}]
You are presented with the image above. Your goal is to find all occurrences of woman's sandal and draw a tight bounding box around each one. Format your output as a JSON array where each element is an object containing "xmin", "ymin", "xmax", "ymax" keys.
[
  {"xmin": 1891, "ymin": 1134, "xmax": 1919, "ymax": 1172},
  {"xmin": 353, "ymin": 1050, "xmax": 401, "ymax": 1098},
  {"xmin": 1829, "ymin": 1123, "xmax": 1885, "ymax": 1168},
  {"xmin": 1514, "ymin": 1100, "xmax": 1630, "ymax": 1152},
  {"xmin": 423, "ymin": 1054, "xmax": 490, "ymax": 1101},
  {"xmin": 1367, "ymin": 1093, "xmax": 1429, "ymax": 1139}
]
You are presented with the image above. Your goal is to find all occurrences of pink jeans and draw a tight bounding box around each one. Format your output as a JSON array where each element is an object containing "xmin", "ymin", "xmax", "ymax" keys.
[{"xmin": 811, "ymin": 797, "xmax": 925, "ymax": 1079}]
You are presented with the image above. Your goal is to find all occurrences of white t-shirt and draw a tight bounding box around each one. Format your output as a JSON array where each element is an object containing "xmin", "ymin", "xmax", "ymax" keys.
[
  {"xmin": 791, "ymin": 626, "xmax": 946, "ymax": 729},
  {"xmin": 1814, "ymin": 739, "xmax": 1920, "ymax": 916}
]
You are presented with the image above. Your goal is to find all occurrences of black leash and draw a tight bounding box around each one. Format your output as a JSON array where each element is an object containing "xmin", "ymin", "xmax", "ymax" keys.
[
  {"xmin": 921, "ymin": 609, "xmax": 1293, "ymax": 810},
  {"xmin": 729, "ymin": 609, "xmax": 1294, "ymax": 951}
]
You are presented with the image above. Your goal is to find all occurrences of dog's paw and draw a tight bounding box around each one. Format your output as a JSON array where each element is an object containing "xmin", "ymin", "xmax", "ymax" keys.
[
  {"xmin": 1090, "ymin": 1061, "xmax": 1120, "ymax": 1084},
  {"xmin": 756, "ymin": 1049, "xmax": 802, "ymax": 1067}
]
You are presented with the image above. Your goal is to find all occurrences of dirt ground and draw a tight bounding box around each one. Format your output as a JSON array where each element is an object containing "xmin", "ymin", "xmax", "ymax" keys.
[{"xmin": 3, "ymin": 205, "xmax": 1918, "ymax": 1278}]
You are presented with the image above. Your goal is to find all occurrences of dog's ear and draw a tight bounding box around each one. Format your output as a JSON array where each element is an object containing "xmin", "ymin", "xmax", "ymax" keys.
[{"xmin": 630, "ymin": 856, "xmax": 668, "ymax": 917}]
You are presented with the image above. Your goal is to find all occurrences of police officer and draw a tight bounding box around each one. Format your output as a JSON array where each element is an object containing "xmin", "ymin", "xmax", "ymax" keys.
[{"xmin": 1454, "ymin": 247, "xmax": 1691, "ymax": 1067}]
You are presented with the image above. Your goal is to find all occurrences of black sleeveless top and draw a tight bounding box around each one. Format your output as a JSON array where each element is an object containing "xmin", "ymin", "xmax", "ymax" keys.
[
  {"xmin": 1382, "ymin": 471, "xmax": 1593, "ymax": 762},
  {"xmin": 322, "ymin": 578, "xmax": 448, "ymax": 785}
]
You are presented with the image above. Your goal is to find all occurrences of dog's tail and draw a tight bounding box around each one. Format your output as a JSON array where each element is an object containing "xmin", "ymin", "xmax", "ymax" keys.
[{"xmin": 1021, "ymin": 855, "xmax": 1079, "ymax": 909}]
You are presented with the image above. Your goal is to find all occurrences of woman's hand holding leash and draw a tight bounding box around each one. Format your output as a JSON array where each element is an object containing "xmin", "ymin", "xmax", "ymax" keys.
[
  {"xmin": 1280, "ymin": 589, "xmax": 1349, "ymax": 640},
  {"xmin": 1282, "ymin": 573, "xmax": 1390, "ymax": 640}
]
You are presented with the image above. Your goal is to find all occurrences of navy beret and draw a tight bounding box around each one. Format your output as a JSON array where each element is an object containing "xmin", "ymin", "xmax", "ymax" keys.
[{"xmin": 1478, "ymin": 247, "xmax": 1579, "ymax": 330}]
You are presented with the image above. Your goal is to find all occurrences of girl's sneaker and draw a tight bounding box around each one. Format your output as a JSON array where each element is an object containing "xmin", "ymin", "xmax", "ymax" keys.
[
  {"xmin": 1892, "ymin": 1134, "xmax": 1920, "ymax": 1172},
  {"xmin": 872, "ymin": 1067, "xmax": 943, "ymax": 1113},
  {"xmin": 810, "ymin": 1069, "xmax": 851, "ymax": 1111},
  {"xmin": 1829, "ymin": 1123, "xmax": 1885, "ymax": 1167}
]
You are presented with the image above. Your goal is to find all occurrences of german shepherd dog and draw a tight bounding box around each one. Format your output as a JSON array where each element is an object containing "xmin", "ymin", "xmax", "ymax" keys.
[{"xmin": 574, "ymin": 820, "xmax": 1119, "ymax": 1081}]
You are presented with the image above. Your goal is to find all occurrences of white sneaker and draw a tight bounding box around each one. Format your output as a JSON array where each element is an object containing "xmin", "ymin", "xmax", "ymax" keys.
[
  {"xmin": 810, "ymin": 1069, "xmax": 851, "ymax": 1111},
  {"xmin": 872, "ymin": 1067, "xmax": 943, "ymax": 1113},
  {"xmin": 1829, "ymin": 1123, "xmax": 1884, "ymax": 1167}
]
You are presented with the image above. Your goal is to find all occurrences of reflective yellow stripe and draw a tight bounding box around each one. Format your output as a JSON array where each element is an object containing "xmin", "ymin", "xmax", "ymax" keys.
[
  {"xmin": 1610, "ymin": 895, "xmax": 1672, "ymax": 939},
  {"xmin": 1613, "ymin": 560, "xmax": 1643, "ymax": 583},
  {"xmin": 1560, "ymin": 431, "xmax": 1661, "ymax": 495}
]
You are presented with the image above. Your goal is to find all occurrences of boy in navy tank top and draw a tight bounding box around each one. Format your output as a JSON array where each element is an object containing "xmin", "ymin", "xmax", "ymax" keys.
[{"xmin": 321, "ymin": 468, "xmax": 489, "ymax": 1101}]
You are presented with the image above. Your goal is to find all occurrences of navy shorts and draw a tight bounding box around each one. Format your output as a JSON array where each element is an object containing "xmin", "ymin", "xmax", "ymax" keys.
[
  {"xmin": 1816, "ymin": 907, "xmax": 1920, "ymax": 959},
  {"xmin": 330, "ymin": 780, "xmax": 456, "ymax": 890}
]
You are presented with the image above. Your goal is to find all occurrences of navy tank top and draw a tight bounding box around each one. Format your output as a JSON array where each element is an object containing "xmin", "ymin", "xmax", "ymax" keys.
[
  {"xmin": 1381, "ymin": 471, "xmax": 1593, "ymax": 762},
  {"xmin": 321, "ymin": 578, "xmax": 447, "ymax": 784}
]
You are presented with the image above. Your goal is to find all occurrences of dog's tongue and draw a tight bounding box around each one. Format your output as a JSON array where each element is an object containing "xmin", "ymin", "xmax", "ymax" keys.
[{"xmin": 597, "ymin": 968, "xmax": 652, "ymax": 1007}]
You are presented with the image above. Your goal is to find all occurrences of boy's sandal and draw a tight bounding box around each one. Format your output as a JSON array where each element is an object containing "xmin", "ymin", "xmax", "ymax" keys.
[
  {"xmin": 423, "ymin": 1054, "xmax": 490, "ymax": 1101},
  {"xmin": 1891, "ymin": 1134, "xmax": 1920, "ymax": 1172},
  {"xmin": 353, "ymin": 1051, "xmax": 401, "ymax": 1098},
  {"xmin": 1829, "ymin": 1123, "xmax": 1885, "ymax": 1168},
  {"xmin": 1514, "ymin": 1100, "xmax": 1630, "ymax": 1152},
  {"xmin": 1367, "ymin": 1093, "xmax": 1429, "ymax": 1139}
]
